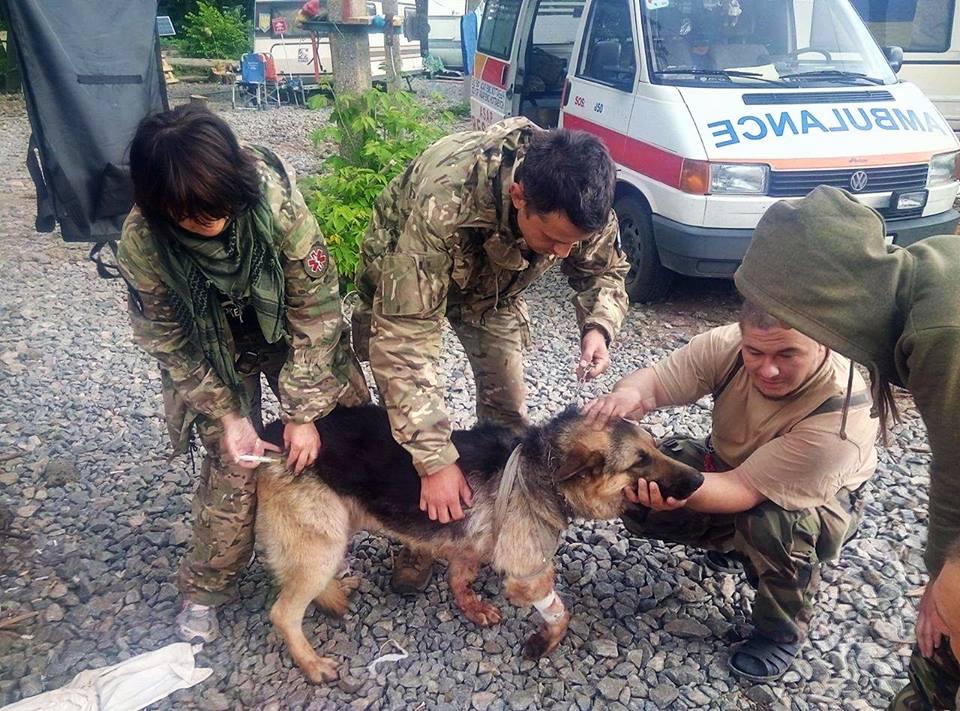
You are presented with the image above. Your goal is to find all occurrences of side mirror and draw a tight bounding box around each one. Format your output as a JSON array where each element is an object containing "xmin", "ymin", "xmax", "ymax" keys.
[
  {"xmin": 883, "ymin": 45, "xmax": 903, "ymax": 74},
  {"xmin": 402, "ymin": 12, "xmax": 420, "ymax": 41}
]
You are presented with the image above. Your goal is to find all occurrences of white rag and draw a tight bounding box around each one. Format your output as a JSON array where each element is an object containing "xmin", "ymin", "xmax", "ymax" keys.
[{"xmin": 1, "ymin": 643, "xmax": 212, "ymax": 711}]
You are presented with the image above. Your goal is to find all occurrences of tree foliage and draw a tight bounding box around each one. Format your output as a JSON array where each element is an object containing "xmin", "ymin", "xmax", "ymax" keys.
[
  {"xmin": 302, "ymin": 89, "xmax": 453, "ymax": 287},
  {"xmin": 178, "ymin": 2, "xmax": 250, "ymax": 59}
]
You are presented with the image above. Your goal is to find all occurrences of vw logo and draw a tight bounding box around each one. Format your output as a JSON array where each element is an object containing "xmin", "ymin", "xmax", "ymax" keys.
[{"xmin": 849, "ymin": 170, "xmax": 869, "ymax": 192}]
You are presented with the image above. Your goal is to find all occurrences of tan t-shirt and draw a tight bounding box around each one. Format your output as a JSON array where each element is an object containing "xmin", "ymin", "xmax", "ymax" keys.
[{"xmin": 652, "ymin": 323, "xmax": 878, "ymax": 511}]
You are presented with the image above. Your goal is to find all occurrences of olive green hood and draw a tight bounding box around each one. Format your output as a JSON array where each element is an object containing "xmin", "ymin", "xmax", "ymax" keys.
[{"xmin": 734, "ymin": 185, "xmax": 908, "ymax": 389}]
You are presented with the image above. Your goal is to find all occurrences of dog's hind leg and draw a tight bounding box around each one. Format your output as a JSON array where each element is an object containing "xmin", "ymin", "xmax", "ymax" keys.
[
  {"xmin": 503, "ymin": 566, "xmax": 570, "ymax": 659},
  {"xmin": 314, "ymin": 575, "xmax": 361, "ymax": 618},
  {"xmin": 268, "ymin": 538, "xmax": 347, "ymax": 685},
  {"xmin": 449, "ymin": 555, "xmax": 501, "ymax": 627}
]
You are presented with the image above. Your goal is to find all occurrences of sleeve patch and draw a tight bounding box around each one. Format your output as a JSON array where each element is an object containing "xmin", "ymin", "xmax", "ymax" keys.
[{"xmin": 303, "ymin": 244, "xmax": 329, "ymax": 277}]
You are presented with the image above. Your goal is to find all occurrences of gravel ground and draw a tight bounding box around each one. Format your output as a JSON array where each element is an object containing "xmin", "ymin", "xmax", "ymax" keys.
[{"xmin": 0, "ymin": 83, "xmax": 936, "ymax": 710}]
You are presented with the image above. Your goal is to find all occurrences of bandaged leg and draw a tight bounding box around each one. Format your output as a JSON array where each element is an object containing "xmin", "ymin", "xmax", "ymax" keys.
[{"xmin": 504, "ymin": 567, "xmax": 570, "ymax": 659}]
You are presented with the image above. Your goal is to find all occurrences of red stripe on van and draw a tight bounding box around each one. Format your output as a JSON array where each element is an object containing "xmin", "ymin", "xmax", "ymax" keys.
[
  {"xmin": 562, "ymin": 113, "xmax": 684, "ymax": 187},
  {"xmin": 480, "ymin": 56, "xmax": 509, "ymax": 89}
]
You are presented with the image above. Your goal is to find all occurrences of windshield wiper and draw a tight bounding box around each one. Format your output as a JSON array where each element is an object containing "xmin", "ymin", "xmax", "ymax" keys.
[
  {"xmin": 779, "ymin": 69, "xmax": 885, "ymax": 85},
  {"xmin": 655, "ymin": 68, "xmax": 785, "ymax": 84}
]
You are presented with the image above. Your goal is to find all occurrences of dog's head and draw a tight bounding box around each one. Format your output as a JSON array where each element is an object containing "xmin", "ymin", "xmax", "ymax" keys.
[{"xmin": 543, "ymin": 413, "xmax": 704, "ymax": 520}]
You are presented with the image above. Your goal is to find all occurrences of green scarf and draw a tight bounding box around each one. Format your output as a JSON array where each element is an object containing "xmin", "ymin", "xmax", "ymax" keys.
[{"xmin": 154, "ymin": 197, "xmax": 286, "ymax": 411}]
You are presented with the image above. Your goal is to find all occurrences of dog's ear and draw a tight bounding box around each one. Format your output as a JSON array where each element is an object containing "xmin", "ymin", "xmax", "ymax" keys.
[{"xmin": 554, "ymin": 443, "xmax": 606, "ymax": 482}]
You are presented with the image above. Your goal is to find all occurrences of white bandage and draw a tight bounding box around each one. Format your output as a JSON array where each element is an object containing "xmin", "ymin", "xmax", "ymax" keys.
[{"xmin": 532, "ymin": 590, "xmax": 565, "ymax": 625}]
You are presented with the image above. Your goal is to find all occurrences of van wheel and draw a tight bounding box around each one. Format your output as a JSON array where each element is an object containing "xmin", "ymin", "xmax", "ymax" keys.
[{"xmin": 615, "ymin": 195, "xmax": 674, "ymax": 303}]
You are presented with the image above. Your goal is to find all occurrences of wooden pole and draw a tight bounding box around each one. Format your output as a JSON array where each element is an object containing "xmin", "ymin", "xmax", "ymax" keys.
[{"xmin": 328, "ymin": 0, "xmax": 371, "ymax": 96}]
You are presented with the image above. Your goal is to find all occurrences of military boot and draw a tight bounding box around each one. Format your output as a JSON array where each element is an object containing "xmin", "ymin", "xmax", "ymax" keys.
[
  {"xmin": 175, "ymin": 600, "xmax": 219, "ymax": 643},
  {"xmin": 390, "ymin": 545, "xmax": 434, "ymax": 595}
]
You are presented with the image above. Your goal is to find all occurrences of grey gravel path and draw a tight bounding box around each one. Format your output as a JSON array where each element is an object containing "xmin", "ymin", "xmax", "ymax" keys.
[{"xmin": 0, "ymin": 86, "xmax": 931, "ymax": 710}]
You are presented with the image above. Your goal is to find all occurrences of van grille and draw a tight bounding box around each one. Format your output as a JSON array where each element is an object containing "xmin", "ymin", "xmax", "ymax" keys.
[
  {"xmin": 743, "ymin": 91, "xmax": 894, "ymax": 105},
  {"xmin": 877, "ymin": 206, "xmax": 924, "ymax": 220},
  {"xmin": 767, "ymin": 164, "xmax": 928, "ymax": 197}
]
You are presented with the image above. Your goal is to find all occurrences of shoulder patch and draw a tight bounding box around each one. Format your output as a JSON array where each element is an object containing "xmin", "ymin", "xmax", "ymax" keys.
[{"xmin": 303, "ymin": 244, "xmax": 329, "ymax": 277}]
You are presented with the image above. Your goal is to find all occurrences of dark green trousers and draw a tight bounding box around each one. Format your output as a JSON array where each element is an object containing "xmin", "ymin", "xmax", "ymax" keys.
[
  {"xmin": 622, "ymin": 436, "xmax": 861, "ymax": 644},
  {"xmin": 890, "ymin": 643, "xmax": 959, "ymax": 710}
]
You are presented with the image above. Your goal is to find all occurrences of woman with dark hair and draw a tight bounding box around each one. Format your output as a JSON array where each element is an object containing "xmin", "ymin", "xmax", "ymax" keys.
[{"xmin": 117, "ymin": 105, "xmax": 369, "ymax": 643}]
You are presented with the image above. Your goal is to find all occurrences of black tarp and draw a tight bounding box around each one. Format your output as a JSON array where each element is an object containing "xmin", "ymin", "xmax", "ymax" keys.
[{"xmin": 5, "ymin": 0, "xmax": 167, "ymax": 242}]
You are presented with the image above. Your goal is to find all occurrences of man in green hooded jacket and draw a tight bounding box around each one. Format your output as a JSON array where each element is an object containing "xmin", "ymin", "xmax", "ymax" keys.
[{"xmin": 736, "ymin": 185, "xmax": 960, "ymax": 708}]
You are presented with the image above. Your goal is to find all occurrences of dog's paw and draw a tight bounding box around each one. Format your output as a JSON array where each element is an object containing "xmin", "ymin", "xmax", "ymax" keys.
[
  {"xmin": 462, "ymin": 600, "xmax": 502, "ymax": 627},
  {"xmin": 338, "ymin": 575, "xmax": 361, "ymax": 596},
  {"xmin": 303, "ymin": 656, "xmax": 339, "ymax": 684},
  {"xmin": 521, "ymin": 631, "xmax": 552, "ymax": 659}
]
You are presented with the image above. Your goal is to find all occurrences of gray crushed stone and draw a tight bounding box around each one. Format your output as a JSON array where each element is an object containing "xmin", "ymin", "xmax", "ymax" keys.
[{"xmin": 0, "ymin": 83, "xmax": 934, "ymax": 709}]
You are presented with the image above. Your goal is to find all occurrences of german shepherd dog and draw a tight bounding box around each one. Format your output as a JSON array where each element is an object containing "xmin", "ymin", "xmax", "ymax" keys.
[{"xmin": 255, "ymin": 404, "xmax": 703, "ymax": 684}]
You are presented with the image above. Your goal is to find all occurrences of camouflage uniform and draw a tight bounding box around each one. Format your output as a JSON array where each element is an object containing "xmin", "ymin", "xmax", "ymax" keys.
[
  {"xmin": 623, "ymin": 437, "xmax": 863, "ymax": 644},
  {"xmin": 353, "ymin": 117, "xmax": 630, "ymax": 475},
  {"xmin": 117, "ymin": 148, "xmax": 369, "ymax": 606},
  {"xmin": 891, "ymin": 644, "xmax": 960, "ymax": 710}
]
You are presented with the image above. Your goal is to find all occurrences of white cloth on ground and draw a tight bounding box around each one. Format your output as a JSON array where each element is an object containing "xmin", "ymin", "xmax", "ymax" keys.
[{"xmin": 1, "ymin": 642, "xmax": 212, "ymax": 711}]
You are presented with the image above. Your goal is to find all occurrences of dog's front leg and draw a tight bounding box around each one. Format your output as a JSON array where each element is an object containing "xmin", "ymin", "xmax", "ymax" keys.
[
  {"xmin": 503, "ymin": 567, "xmax": 570, "ymax": 659},
  {"xmin": 449, "ymin": 555, "xmax": 501, "ymax": 626}
]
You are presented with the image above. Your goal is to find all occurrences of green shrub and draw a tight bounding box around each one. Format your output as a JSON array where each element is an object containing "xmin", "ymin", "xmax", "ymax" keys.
[
  {"xmin": 448, "ymin": 101, "xmax": 471, "ymax": 118},
  {"xmin": 302, "ymin": 89, "xmax": 453, "ymax": 287},
  {"xmin": 422, "ymin": 53, "xmax": 445, "ymax": 78},
  {"xmin": 179, "ymin": 2, "xmax": 250, "ymax": 59}
]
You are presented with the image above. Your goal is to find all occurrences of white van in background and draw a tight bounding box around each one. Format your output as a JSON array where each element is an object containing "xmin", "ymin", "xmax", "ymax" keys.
[
  {"xmin": 852, "ymin": 0, "xmax": 960, "ymax": 130},
  {"xmin": 428, "ymin": 15, "xmax": 465, "ymax": 70},
  {"xmin": 471, "ymin": 0, "xmax": 960, "ymax": 301},
  {"xmin": 252, "ymin": 0, "xmax": 423, "ymax": 80}
]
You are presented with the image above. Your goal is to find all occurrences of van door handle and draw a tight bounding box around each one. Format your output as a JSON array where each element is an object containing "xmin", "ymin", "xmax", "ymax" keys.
[{"xmin": 506, "ymin": 84, "xmax": 514, "ymax": 98}]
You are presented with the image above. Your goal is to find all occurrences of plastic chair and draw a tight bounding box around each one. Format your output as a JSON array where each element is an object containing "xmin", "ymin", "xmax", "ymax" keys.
[
  {"xmin": 260, "ymin": 53, "xmax": 282, "ymax": 108},
  {"xmin": 232, "ymin": 53, "xmax": 281, "ymax": 109},
  {"xmin": 232, "ymin": 52, "xmax": 266, "ymax": 109}
]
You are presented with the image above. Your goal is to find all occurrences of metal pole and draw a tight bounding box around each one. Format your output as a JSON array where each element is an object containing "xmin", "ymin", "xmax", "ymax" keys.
[{"xmin": 382, "ymin": 0, "xmax": 403, "ymax": 92}]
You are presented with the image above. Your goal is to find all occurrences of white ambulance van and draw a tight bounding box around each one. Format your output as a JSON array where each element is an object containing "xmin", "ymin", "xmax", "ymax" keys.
[
  {"xmin": 853, "ymin": 0, "xmax": 960, "ymax": 131},
  {"xmin": 471, "ymin": 0, "xmax": 960, "ymax": 301}
]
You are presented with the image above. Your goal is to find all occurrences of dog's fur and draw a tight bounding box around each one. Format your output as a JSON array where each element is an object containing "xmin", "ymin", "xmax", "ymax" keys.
[{"xmin": 255, "ymin": 404, "xmax": 703, "ymax": 684}]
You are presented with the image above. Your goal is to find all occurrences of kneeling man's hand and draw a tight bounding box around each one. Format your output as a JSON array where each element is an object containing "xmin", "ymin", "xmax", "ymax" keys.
[
  {"xmin": 583, "ymin": 389, "xmax": 650, "ymax": 426},
  {"xmin": 625, "ymin": 478, "xmax": 688, "ymax": 511},
  {"xmin": 421, "ymin": 462, "xmax": 474, "ymax": 524}
]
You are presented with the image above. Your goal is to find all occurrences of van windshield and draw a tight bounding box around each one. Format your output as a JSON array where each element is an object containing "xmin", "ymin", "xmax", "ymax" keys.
[{"xmin": 641, "ymin": 0, "xmax": 898, "ymax": 87}]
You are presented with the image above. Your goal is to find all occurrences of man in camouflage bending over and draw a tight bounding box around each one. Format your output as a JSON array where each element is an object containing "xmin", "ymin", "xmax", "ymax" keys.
[{"xmin": 353, "ymin": 117, "xmax": 630, "ymax": 592}]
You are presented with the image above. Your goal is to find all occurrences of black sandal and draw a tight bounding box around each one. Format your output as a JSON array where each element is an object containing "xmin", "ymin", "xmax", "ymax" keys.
[
  {"xmin": 703, "ymin": 550, "xmax": 745, "ymax": 575},
  {"xmin": 728, "ymin": 634, "xmax": 802, "ymax": 682}
]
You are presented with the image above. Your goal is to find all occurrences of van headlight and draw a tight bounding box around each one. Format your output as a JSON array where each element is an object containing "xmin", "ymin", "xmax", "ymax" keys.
[
  {"xmin": 928, "ymin": 151, "xmax": 960, "ymax": 187},
  {"xmin": 710, "ymin": 163, "xmax": 769, "ymax": 194}
]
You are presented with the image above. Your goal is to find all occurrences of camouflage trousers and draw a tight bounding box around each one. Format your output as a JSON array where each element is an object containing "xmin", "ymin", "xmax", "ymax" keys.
[
  {"xmin": 622, "ymin": 436, "xmax": 862, "ymax": 644},
  {"xmin": 177, "ymin": 340, "xmax": 370, "ymax": 606},
  {"xmin": 353, "ymin": 299, "xmax": 531, "ymax": 430},
  {"xmin": 890, "ymin": 643, "xmax": 960, "ymax": 710}
]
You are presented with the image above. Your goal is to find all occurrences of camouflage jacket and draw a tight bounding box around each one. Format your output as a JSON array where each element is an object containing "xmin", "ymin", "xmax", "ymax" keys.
[
  {"xmin": 118, "ymin": 147, "xmax": 350, "ymax": 451},
  {"xmin": 355, "ymin": 117, "xmax": 629, "ymax": 475}
]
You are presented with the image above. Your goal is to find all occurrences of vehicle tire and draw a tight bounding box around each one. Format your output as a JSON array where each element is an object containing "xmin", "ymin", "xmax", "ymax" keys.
[{"xmin": 614, "ymin": 194, "xmax": 674, "ymax": 303}]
